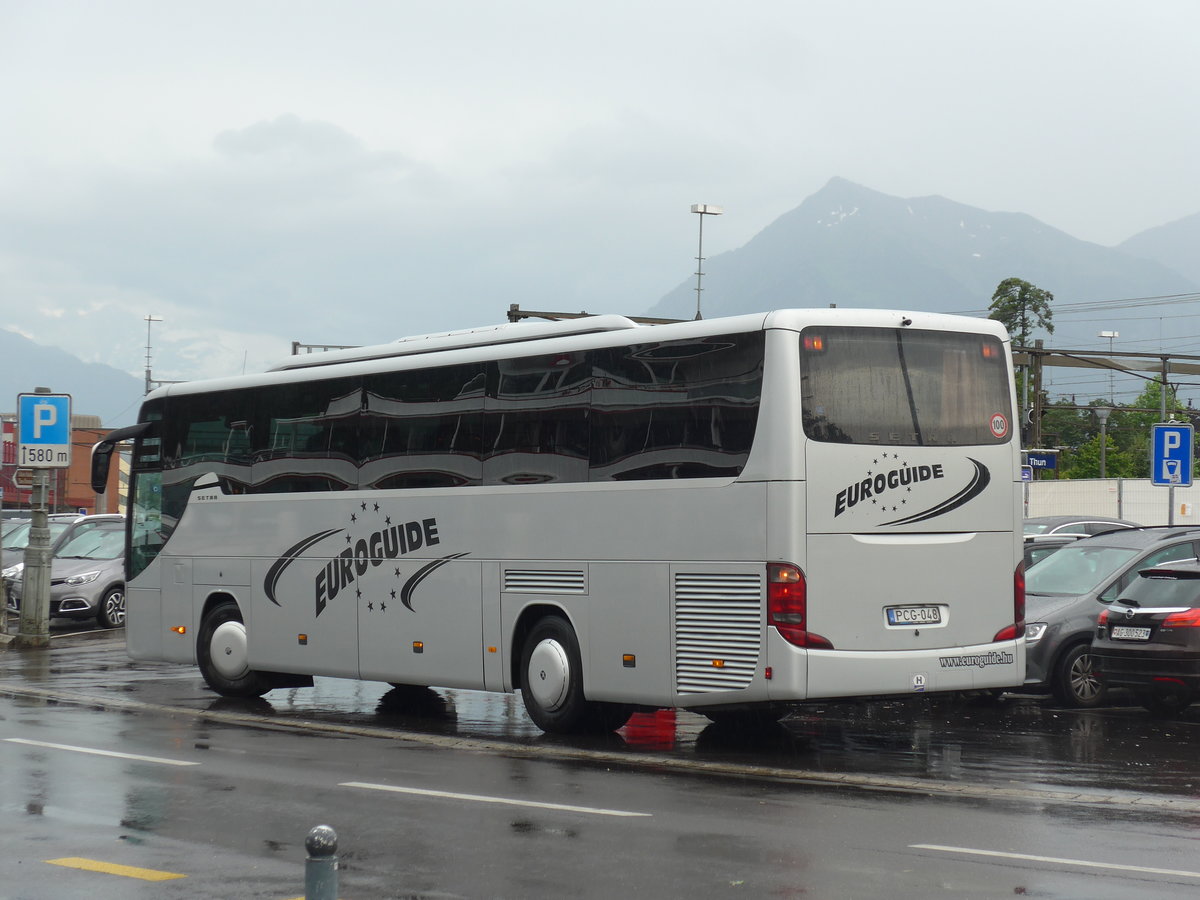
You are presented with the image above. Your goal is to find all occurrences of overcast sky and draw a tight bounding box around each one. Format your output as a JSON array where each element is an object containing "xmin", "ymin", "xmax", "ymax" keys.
[{"xmin": 3, "ymin": 0, "xmax": 1198, "ymax": 395}]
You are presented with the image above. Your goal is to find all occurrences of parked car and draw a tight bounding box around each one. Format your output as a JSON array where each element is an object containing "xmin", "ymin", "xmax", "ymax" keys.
[
  {"xmin": 1, "ymin": 512, "xmax": 92, "ymax": 573},
  {"xmin": 1023, "ymin": 534, "xmax": 1084, "ymax": 569},
  {"xmin": 5, "ymin": 516, "xmax": 126, "ymax": 628},
  {"xmin": 1023, "ymin": 527, "xmax": 1200, "ymax": 707},
  {"xmin": 2, "ymin": 518, "xmax": 29, "ymax": 540},
  {"xmin": 1023, "ymin": 515, "xmax": 1139, "ymax": 537},
  {"xmin": 1092, "ymin": 562, "xmax": 1200, "ymax": 714}
]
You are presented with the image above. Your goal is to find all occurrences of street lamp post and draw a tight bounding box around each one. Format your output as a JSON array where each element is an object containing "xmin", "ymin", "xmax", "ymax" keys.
[
  {"xmin": 690, "ymin": 204, "xmax": 723, "ymax": 320},
  {"xmin": 1099, "ymin": 330, "xmax": 1119, "ymax": 403},
  {"xmin": 1096, "ymin": 406, "xmax": 1112, "ymax": 479}
]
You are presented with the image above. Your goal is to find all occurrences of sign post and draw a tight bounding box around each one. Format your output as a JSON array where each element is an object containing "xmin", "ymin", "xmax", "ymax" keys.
[
  {"xmin": 13, "ymin": 390, "xmax": 72, "ymax": 649},
  {"xmin": 1151, "ymin": 422, "xmax": 1194, "ymax": 527}
]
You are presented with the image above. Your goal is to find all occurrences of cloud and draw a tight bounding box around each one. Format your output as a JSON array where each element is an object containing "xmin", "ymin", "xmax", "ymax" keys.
[{"xmin": 214, "ymin": 114, "xmax": 367, "ymax": 161}]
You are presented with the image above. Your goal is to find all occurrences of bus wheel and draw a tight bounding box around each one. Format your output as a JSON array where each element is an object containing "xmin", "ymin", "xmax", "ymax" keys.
[
  {"xmin": 520, "ymin": 616, "xmax": 592, "ymax": 734},
  {"xmin": 96, "ymin": 587, "xmax": 126, "ymax": 629},
  {"xmin": 198, "ymin": 601, "xmax": 272, "ymax": 698}
]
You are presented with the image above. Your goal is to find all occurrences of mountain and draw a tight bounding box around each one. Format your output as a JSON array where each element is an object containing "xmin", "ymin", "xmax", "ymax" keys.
[
  {"xmin": 647, "ymin": 178, "xmax": 1199, "ymax": 332},
  {"xmin": 0, "ymin": 329, "xmax": 143, "ymax": 428},
  {"xmin": 1119, "ymin": 212, "xmax": 1200, "ymax": 286}
]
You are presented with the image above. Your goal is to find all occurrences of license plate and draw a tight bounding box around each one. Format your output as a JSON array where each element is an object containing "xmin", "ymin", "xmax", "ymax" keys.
[
  {"xmin": 886, "ymin": 605, "xmax": 942, "ymax": 626},
  {"xmin": 1110, "ymin": 625, "xmax": 1152, "ymax": 641}
]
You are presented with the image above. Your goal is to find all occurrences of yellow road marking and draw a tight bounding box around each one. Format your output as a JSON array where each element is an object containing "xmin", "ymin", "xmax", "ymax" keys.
[{"xmin": 46, "ymin": 857, "xmax": 187, "ymax": 881}]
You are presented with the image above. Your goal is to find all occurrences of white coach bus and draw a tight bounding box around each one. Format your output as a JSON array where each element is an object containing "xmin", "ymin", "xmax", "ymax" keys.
[{"xmin": 92, "ymin": 309, "xmax": 1025, "ymax": 733}]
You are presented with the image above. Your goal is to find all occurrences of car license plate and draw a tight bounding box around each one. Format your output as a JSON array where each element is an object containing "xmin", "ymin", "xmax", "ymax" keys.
[
  {"xmin": 886, "ymin": 605, "xmax": 942, "ymax": 626},
  {"xmin": 1110, "ymin": 626, "xmax": 1152, "ymax": 641}
]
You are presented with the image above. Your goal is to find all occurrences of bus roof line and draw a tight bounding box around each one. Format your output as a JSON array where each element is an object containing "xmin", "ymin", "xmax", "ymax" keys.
[{"xmin": 268, "ymin": 315, "xmax": 644, "ymax": 372}]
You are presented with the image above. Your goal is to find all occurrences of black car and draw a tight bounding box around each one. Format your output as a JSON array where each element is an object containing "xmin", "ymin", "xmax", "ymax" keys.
[
  {"xmin": 1092, "ymin": 562, "xmax": 1200, "ymax": 714},
  {"xmin": 1023, "ymin": 527, "xmax": 1200, "ymax": 707}
]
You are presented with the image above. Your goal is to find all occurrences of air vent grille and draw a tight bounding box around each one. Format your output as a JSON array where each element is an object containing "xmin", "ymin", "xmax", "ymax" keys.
[
  {"xmin": 674, "ymin": 573, "xmax": 762, "ymax": 694},
  {"xmin": 503, "ymin": 569, "xmax": 587, "ymax": 594}
]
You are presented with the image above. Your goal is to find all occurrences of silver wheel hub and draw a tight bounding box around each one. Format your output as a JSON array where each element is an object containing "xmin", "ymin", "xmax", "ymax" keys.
[
  {"xmin": 105, "ymin": 592, "xmax": 125, "ymax": 626},
  {"xmin": 527, "ymin": 638, "xmax": 570, "ymax": 712},
  {"xmin": 210, "ymin": 620, "xmax": 250, "ymax": 680}
]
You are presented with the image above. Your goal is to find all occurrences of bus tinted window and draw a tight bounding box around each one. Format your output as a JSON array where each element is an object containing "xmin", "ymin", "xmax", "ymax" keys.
[
  {"xmin": 590, "ymin": 334, "xmax": 763, "ymax": 480},
  {"xmin": 486, "ymin": 352, "xmax": 591, "ymax": 485},
  {"xmin": 254, "ymin": 379, "xmax": 359, "ymax": 492},
  {"xmin": 800, "ymin": 327, "xmax": 1010, "ymax": 446},
  {"xmin": 163, "ymin": 389, "xmax": 255, "ymax": 492},
  {"xmin": 152, "ymin": 330, "xmax": 764, "ymax": 495},
  {"xmin": 362, "ymin": 363, "xmax": 485, "ymax": 488}
]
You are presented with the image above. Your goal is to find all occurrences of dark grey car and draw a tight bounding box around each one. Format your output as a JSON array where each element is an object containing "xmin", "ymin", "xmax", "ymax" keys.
[{"xmin": 1023, "ymin": 527, "xmax": 1200, "ymax": 707}]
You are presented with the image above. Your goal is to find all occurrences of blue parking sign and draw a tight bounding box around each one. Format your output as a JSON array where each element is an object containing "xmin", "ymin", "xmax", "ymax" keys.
[
  {"xmin": 1151, "ymin": 423, "xmax": 1194, "ymax": 487},
  {"xmin": 17, "ymin": 392, "xmax": 72, "ymax": 468}
]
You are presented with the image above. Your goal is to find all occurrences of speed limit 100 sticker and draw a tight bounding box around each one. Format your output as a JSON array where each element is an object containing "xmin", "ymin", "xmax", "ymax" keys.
[{"xmin": 989, "ymin": 413, "xmax": 1009, "ymax": 439}]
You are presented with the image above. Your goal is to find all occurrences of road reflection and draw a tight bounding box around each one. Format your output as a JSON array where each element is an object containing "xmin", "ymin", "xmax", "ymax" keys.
[{"xmin": 6, "ymin": 636, "xmax": 1200, "ymax": 801}]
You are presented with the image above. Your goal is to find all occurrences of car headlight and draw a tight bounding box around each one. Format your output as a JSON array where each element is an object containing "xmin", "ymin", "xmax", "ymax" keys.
[
  {"xmin": 1025, "ymin": 622, "xmax": 1048, "ymax": 643},
  {"xmin": 2, "ymin": 563, "xmax": 23, "ymax": 580},
  {"xmin": 64, "ymin": 570, "xmax": 102, "ymax": 586}
]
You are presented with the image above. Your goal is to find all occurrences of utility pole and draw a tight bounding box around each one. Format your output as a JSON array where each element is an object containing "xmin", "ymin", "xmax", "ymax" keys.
[{"xmin": 144, "ymin": 314, "xmax": 162, "ymax": 395}]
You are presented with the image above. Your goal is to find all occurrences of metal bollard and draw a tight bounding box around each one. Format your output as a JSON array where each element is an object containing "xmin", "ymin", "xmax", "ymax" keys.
[{"xmin": 305, "ymin": 824, "xmax": 339, "ymax": 900}]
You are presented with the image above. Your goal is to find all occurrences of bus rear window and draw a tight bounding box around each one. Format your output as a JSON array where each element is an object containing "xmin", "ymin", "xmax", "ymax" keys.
[{"xmin": 800, "ymin": 327, "xmax": 1010, "ymax": 446}]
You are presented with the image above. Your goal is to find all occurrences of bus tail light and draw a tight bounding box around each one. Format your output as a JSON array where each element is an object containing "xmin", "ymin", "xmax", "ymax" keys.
[
  {"xmin": 768, "ymin": 563, "xmax": 833, "ymax": 650},
  {"xmin": 993, "ymin": 561, "xmax": 1026, "ymax": 641}
]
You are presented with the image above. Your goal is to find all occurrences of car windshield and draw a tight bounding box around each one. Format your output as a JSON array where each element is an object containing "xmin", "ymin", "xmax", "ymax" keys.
[
  {"xmin": 57, "ymin": 528, "xmax": 124, "ymax": 560},
  {"xmin": 2, "ymin": 521, "xmax": 73, "ymax": 550},
  {"xmin": 1026, "ymin": 544, "xmax": 1068, "ymax": 568},
  {"xmin": 1024, "ymin": 522, "xmax": 1052, "ymax": 535},
  {"xmin": 1025, "ymin": 544, "xmax": 1139, "ymax": 596}
]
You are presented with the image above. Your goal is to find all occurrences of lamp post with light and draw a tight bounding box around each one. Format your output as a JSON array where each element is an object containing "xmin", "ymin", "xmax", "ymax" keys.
[
  {"xmin": 690, "ymin": 204, "xmax": 723, "ymax": 320},
  {"xmin": 1099, "ymin": 330, "xmax": 1119, "ymax": 403}
]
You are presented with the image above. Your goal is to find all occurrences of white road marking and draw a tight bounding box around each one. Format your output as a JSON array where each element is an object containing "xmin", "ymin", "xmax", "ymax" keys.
[
  {"xmin": 4, "ymin": 738, "xmax": 199, "ymax": 767},
  {"xmin": 911, "ymin": 844, "xmax": 1200, "ymax": 879},
  {"xmin": 340, "ymin": 781, "xmax": 651, "ymax": 817}
]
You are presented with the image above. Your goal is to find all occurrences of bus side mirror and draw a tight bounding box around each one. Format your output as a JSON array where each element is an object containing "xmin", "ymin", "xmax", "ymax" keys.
[
  {"xmin": 91, "ymin": 442, "xmax": 114, "ymax": 494},
  {"xmin": 89, "ymin": 422, "xmax": 153, "ymax": 495}
]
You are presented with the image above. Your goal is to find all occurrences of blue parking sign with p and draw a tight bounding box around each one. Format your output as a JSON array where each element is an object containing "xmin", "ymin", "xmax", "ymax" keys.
[
  {"xmin": 17, "ymin": 392, "xmax": 72, "ymax": 468},
  {"xmin": 1151, "ymin": 423, "xmax": 1194, "ymax": 487}
]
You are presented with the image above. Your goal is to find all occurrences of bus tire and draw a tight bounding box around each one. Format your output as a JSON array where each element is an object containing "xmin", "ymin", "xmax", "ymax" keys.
[
  {"xmin": 1051, "ymin": 643, "xmax": 1107, "ymax": 708},
  {"xmin": 197, "ymin": 600, "xmax": 272, "ymax": 698},
  {"xmin": 96, "ymin": 586, "xmax": 126, "ymax": 629},
  {"xmin": 519, "ymin": 615, "xmax": 593, "ymax": 734}
]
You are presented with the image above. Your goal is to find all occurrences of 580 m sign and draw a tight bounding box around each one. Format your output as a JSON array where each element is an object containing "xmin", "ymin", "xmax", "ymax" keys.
[{"xmin": 20, "ymin": 446, "xmax": 69, "ymax": 465}]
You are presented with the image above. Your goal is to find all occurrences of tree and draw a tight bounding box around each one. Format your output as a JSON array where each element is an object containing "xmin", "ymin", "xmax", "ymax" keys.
[{"xmin": 988, "ymin": 277, "xmax": 1054, "ymax": 345}]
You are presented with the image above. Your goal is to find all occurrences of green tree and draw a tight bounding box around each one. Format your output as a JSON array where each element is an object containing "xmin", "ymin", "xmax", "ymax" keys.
[
  {"xmin": 988, "ymin": 277, "xmax": 1054, "ymax": 345},
  {"xmin": 1063, "ymin": 432, "xmax": 1137, "ymax": 478},
  {"xmin": 1040, "ymin": 399, "xmax": 1093, "ymax": 450},
  {"xmin": 1109, "ymin": 381, "xmax": 1191, "ymax": 478}
]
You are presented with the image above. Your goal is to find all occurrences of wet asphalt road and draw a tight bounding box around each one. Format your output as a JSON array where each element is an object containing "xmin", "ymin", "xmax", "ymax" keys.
[{"xmin": 3, "ymin": 622, "xmax": 1200, "ymax": 898}]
